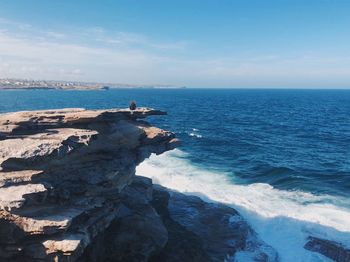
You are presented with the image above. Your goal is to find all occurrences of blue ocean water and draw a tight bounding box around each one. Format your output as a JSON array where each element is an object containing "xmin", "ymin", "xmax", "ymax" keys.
[
  {"xmin": 1, "ymin": 88, "xmax": 350, "ymax": 261},
  {"xmin": 1, "ymin": 89, "xmax": 349, "ymax": 197}
]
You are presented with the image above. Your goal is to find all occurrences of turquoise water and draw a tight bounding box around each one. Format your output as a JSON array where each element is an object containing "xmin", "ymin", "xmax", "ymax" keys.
[{"xmin": 1, "ymin": 88, "xmax": 350, "ymax": 261}]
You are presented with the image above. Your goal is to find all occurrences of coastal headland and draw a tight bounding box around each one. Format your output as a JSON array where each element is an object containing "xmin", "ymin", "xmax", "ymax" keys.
[
  {"xmin": 0, "ymin": 107, "xmax": 347, "ymax": 261},
  {"xmin": 0, "ymin": 107, "xmax": 279, "ymax": 261}
]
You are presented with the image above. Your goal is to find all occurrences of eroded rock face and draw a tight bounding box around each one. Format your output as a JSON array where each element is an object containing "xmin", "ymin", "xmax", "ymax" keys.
[
  {"xmin": 0, "ymin": 108, "xmax": 178, "ymax": 261},
  {"xmin": 79, "ymin": 177, "xmax": 168, "ymax": 262},
  {"xmin": 149, "ymin": 186, "xmax": 278, "ymax": 262}
]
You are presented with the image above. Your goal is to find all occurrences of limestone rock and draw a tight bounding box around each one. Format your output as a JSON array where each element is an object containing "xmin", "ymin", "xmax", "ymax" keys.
[
  {"xmin": 0, "ymin": 108, "xmax": 177, "ymax": 261},
  {"xmin": 0, "ymin": 170, "xmax": 42, "ymax": 188},
  {"xmin": 0, "ymin": 184, "xmax": 47, "ymax": 211}
]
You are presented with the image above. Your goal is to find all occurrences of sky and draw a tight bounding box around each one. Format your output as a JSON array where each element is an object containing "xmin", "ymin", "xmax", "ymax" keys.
[{"xmin": 0, "ymin": 0, "xmax": 350, "ymax": 88}]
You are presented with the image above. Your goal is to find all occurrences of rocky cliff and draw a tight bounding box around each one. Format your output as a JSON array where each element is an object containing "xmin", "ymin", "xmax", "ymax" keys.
[{"xmin": 0, "ymin": 108, "xmax": 277, "ymax": 262}]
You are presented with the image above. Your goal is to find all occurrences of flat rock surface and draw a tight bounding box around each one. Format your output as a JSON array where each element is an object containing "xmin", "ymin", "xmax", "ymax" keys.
[
  {"xmin": 0, "ymin": 184, "xmax": 47, "ymax": 211},
  {"xmin": 0, "ymin": 107, "xmax": 166, "ymax": 136}
]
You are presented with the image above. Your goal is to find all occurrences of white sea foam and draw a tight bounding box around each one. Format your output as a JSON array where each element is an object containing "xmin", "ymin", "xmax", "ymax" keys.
[
  {"xmin": 189, "ymin": 132, "xmax": 202, "ymax": 138},
  {"xmin": 136, "ymin": 149, "xmax": 350, "ymax": 262},
  {"xmin": 188, "ymin": 128, "xmax": 202, "ymax": 138}
]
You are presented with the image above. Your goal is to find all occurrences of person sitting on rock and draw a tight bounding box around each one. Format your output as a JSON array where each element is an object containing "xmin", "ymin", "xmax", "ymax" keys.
[{"xmin": 129, "ymin": 100, "xmax": 137, "ymax": 111}]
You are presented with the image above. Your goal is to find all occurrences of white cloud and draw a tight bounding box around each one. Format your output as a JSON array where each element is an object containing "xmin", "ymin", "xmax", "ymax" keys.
[
  {"xmin": 0, "ymin": 18, "xmax": 349, "ymax": 87},
  {"xmin": 45, "ymin": 31, "xmax": 66, "ymax": 39},
  {"xmin": 0, "ymin": 28, "xmax": 170, "ymax": 83}
]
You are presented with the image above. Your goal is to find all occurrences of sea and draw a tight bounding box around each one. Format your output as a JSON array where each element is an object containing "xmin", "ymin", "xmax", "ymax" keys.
[{"xmin": 1, "ymin": 88, "xmax": 349, "ymax": 262}]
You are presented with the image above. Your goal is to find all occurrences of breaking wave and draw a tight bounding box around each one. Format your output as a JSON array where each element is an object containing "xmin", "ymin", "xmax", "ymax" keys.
[{"xmin": 136, "ymin": 149, "xmax": 350, "ymax": 262}]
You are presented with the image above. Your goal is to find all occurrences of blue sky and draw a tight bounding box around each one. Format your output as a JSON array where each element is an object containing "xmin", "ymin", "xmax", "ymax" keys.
[{"xmin": 0, "ymin": 0, "xmax": 349, "ymax": 88}]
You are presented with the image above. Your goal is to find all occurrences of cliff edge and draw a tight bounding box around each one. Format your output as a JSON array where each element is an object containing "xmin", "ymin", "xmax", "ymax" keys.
[{"xmin": 0, "ymin": 108, "xmax": 277, "ymax": 262}]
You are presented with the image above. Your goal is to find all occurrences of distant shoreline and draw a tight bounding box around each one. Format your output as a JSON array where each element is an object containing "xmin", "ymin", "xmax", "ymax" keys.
[
  {"xmin": 0, "ymin": 86, "xmax": 106, "ymax": 91},
  {"xmin": 0, "ymin": 79, "xmax": 185, "ymax": 91},
  {"xmin": 0, "ymin": 86, "xmax": 187, "ymax": 90}
]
